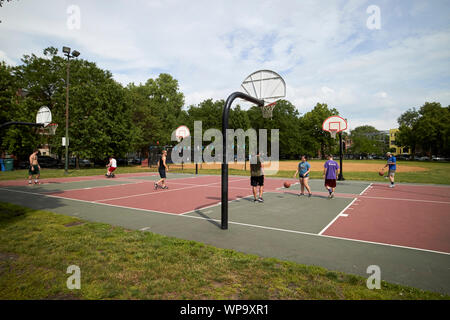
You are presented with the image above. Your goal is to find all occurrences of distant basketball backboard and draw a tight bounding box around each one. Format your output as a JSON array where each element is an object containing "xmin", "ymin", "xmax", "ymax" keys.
[
  {"xmin": 36, "ymin": 106, "xmax": 52, "ymax": 127},
  {"xmin": 322, "ymin": 115, "xmax": 347, "ymax": 139},
  {"xmin": 175, "ymin": 125, "xmax": 190, "ymax": 142}
]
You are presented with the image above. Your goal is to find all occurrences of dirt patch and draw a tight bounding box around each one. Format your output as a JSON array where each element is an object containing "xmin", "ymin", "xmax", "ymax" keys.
[
  {"xmin": 64, "ymin": 221, "xmax": 85, "ymax": 227},
  {"xmin": 176, "ymin": 161, "xmax": 428, "ymax": 173},
  {"xmin": 45, "ymin": 293, "xmax": 81, "ymax": 300},
  {"xmin": 0, "ymin": 252, "xmax": 19, "ymax": 262}
]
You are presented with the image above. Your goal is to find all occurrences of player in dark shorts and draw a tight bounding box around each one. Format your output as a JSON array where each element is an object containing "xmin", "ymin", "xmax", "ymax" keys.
[
  {"xmin": 155, "ymin": 150, "xmax": 169, "ymax": 190},
  {"xmin": 293, "ymin": 155, "xmax": 312, "ymax": 197},
  {"xmin": 250, "ymin": 153, "xmax": 264, "ymax": 203},
  {"xmin": 27, "ymin": 149, "xmax": 41, "ymax": 185},
  {"xmin": 323, "ymin": 155, "xmax": 340, "ymax": 198}
]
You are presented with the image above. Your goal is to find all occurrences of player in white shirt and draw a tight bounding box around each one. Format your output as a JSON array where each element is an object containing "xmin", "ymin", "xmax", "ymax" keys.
[{"xmin": 106, "ymin": 156, "xmax": 117, "ymax": 178}]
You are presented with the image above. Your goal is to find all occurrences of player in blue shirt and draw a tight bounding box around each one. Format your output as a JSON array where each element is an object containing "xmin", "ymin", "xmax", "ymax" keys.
[
  {"xmin": 384, "ymin": 152, "xmax": 397, "ymax": 188},
  {"xmin": 293, "ymin": 155, "xmax": 312, "ymax": 197}
]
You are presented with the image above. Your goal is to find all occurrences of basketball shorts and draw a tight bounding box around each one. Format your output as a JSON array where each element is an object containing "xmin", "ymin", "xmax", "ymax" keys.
[
  {"xmin": 159, "ymin": 168, "xmax": 166, "ymax": 179},
  {"xmin": 325, "ymin": 179, "xmax": 336, "ymax": 188},
  {"xmin": 29, "ymin": 165, "xmax": 40, "ymax": 175},
  {"xmin": 251, "ymin": 175, "xmax": 264, "ymax": 187}
]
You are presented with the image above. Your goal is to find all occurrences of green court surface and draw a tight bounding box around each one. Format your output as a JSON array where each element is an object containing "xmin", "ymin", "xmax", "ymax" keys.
[{"xmin": 0, "ymin": 172, "xmax": 449, "ymax": 294}]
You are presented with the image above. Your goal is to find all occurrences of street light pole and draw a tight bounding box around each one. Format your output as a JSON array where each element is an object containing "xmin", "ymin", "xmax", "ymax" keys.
[
  {"xmin": 62, "ymin": 47, "xmax": 80, "ymax": 174},
  {"xmin": 65, "ymin": 55, "xmax": 70, "ymax": 174}
]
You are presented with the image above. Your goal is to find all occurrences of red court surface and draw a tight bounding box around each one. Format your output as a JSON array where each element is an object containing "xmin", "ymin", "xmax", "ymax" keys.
[
  {"xmin": 46, "ymin": 175, "xmax": 285, "ymax": 214},
  {"xmin": 322, "ymin": 184, "xmax": 450, "ymax": 254},
  {"xmin": 0, "ymin": 172, "xmax": 158, "ymax": 186},
  {"xmin": 5, "ymin": 173, "xmax": 448, "ymax": 254}
]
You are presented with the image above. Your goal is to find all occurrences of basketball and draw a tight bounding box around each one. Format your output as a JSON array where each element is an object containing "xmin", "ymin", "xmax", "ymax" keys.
[
  {"xmin": 283, "ymin": 182, "xmax": 291, "ymax": 188},
  {"xmin": 378, "ymin": 171, "xmax": 384, "ymax": 176}
]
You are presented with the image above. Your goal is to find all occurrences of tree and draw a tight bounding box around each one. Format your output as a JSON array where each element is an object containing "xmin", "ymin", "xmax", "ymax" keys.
[
  {"xmin": 397, "ymin": 102, "xmax": 450, "ymax": 157},
  {"xmin": 144, "ymin": 74, "xmax": 185, "ymax": 146},
  {"xmin": 298, "ymin": 103, "xmax": 339, "ymax": 158},
  {"xmin": 0, "ymin": 0, "xmax": 16, "ymax": 23},
  {"xmin": 396, "ymin": 108, "xmax": 420, "ymax": 156},
  {"xmin": 247, "ymin": 100, "xmax": 303, "ymax": 159},
  {"xmin": 349, "ymin": 125, "xmax": 387, "ymax": 156},
  {"xmin": 0, "ymin": 61, "xmax": 44, "ymax": 159},
  {"xmin": 11, "ymin": 47, "xmax": 137, "ymax": 163}
]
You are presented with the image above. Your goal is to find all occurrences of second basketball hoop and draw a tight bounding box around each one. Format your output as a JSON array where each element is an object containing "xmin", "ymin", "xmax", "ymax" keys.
[{"xmin": 322, "ymin": 115, "xmax": 347, "ymax": 139}]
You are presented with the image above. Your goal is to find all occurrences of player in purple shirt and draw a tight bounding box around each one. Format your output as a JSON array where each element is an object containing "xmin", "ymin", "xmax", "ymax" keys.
[{"xmin": 323, "ymin": 155, "xmax": 340, "ymax": 198}]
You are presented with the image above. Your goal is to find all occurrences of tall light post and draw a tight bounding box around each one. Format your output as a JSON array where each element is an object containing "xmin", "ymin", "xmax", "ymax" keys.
[{"xmin": 62, "ymin": 46, "xmax": 80, "ymax": 174}]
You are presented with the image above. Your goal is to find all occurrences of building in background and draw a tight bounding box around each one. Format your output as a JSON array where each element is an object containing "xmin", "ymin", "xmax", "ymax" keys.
[{"xmin": 389, "ymin": 129, "xmax": 410, "ymax": 155}]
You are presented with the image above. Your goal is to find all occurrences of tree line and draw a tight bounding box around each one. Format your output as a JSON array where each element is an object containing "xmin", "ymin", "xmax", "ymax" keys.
[{"xmin": 1, "ymin": 47, "xmax": 448, "ymax": 164}]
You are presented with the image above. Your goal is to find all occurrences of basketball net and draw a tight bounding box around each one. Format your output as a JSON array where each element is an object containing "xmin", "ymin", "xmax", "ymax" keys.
[
  {"xmin": 329, "ymin": 129, "xmax": 337, "ymax": 139},
  {"xmin": 261, "ymin": 101, "xmax": 277, "ymax": 119},
  {"xmin": 36, "ymin": 123, "xmax": 58, "ymax": 135}
]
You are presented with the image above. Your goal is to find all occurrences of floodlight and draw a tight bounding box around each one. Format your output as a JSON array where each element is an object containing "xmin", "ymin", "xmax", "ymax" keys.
[{"xmin": 62, "ymin": 46, "xmax": 71, "ymax": 54}]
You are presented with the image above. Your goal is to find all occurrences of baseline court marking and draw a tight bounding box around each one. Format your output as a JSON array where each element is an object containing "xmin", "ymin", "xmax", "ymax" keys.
[{"xmin": 1, "ymin": 186, "xmax": 448, "ymax": 256}]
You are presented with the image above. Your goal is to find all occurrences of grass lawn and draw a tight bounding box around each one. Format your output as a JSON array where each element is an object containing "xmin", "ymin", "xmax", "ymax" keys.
[
  {"xmin": 0, "ymin": 202, "xmax": 447, "ymax": 300},
  {"xmin": 1, "ymin": 160, "xmax": 449, "ymax": 185}
]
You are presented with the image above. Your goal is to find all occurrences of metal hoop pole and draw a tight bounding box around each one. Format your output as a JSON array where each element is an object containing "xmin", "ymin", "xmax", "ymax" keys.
[{"xmin": 221, "ymin": 92, "xmax": 264, "ymax": 230}]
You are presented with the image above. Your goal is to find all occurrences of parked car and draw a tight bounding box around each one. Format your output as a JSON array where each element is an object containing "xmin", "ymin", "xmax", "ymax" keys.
[
  {"xmin": 69, "ymin": 158, "xmax": 92, "ymax": 167},
  {"xmin": 38, "ymin": 156, "xmax": 60, "ymax": 168},
  {"xmin": 418, "ymin": 156, "xmax": 429, "ymax": 161},
  {"xmin": 128, "ymin": 158, "xmax": 141, "ymax": 165},
  {"xmin": 116, "ymin": 158, "xmax": 128, "ymax": 166}
]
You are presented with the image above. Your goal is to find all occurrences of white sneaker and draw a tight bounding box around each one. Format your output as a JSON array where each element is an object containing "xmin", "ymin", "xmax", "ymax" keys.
[{"xmin": 390, "ymin": 184, "xmax": 395, "ymax": 188}]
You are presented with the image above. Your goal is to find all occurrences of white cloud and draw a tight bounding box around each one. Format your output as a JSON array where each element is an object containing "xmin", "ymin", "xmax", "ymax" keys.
[{"xmin": 0, "ymin": 0, "xmax": 449, "ymax": 131}]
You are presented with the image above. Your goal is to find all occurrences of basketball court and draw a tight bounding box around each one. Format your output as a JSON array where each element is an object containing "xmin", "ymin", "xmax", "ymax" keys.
[{"xmin": 0, "ymin": 172, "xmax": 449, "ymax": 294}]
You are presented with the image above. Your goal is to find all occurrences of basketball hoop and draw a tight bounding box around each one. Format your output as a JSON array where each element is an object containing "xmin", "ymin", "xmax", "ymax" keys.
[
  {"xmin": 47, "ymin": 123, "xmax": 58, "ymax": 135},
  {"xmin": 329, "ymin": 129, "xmax": 338, "ymax": 139},
  {"xmin": 322, "ymin": 116, "xmax": 347, "ymax": 139},
  {"xmin": 36, "ymin": 123, "xmax": 58, "ymax": 135},
  {"xmin": 175, "ymin": 125, "xmax": 190, "ymax": 142},
  {"xmin": 36, "ymin": 106, "xmax": 52, "ymax": 127},
  {"xmin": 240, "ymin": 70, "xmax": 286, "ymax": 120},
  {"xmin": 261, "ymin": 101, "xmax": 277, "ymax": 119}
]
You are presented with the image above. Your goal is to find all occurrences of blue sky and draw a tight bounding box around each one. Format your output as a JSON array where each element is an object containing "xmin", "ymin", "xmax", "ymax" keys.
[{"xmin": 1, "ymin": 0, "xmax": 449, "ymax": 130}]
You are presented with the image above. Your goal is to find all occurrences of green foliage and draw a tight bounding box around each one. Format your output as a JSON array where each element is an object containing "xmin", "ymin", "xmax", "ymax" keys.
[
  {"xmin": 3, "ymin": 46, "xmax": 448, "ymax": 164},
  {"xmin": 397, "ymin": 102, "xmax": 450, "ymax": 156},
  {"xmin": 299, "ymin": 103, "xmax": 339, "ymax": 158},
  {"xmin": 349, "ymin": 125, "xmax": 387, "ymax": 156}
]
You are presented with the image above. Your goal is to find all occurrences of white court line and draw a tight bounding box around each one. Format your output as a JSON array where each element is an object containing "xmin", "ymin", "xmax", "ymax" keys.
[
  {"xmin": 359, "ymin": 183, "xmax": 373, "ymax": 195},
  {"xmin": 168, "ymin": 181, "xmax": 251, "ymax": 191},
  {"xmin": 179, "ymin": 193, "xmax": 254, "ymax": 215},
  {"xmin": 41, "ymin": 180, "xmax": 151, "ymax": 194},
  {"xmin": 276, "ymin": 189, "xmax": 450, "ymax": 205},
  {"xmin": 96, "ymin": 177, "xmax": 250, "ymax": 203},
  {"xmin": 0, "ymin": 187, "xmax": 182, "ymax": 217},
  {"xmin": 318, "ymin": 198, "xmax": 358, "ymax": 235},
  {"xmin": 1, "ymin": 187, "xmax": 449, "ymax": 256},
  {"xmin": 359, "ymin": 195, "xmax": 450, "ymax": 205}
]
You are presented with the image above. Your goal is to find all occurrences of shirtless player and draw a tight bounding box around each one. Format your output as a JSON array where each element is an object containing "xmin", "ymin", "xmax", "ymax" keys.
[{"xmin": 28, "ymin": 149, "xmax": 41, "ymax": 185}]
